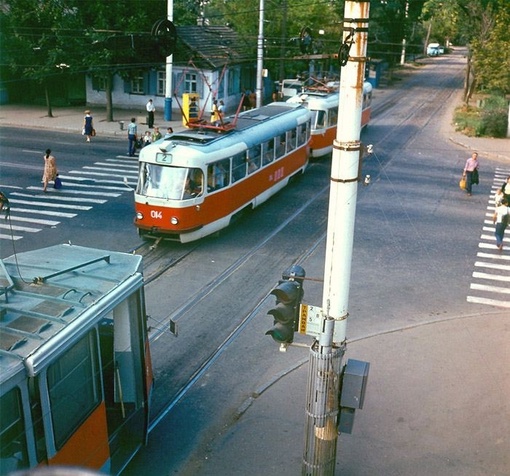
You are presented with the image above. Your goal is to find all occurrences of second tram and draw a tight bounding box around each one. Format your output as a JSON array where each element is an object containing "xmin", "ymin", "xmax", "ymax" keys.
[
  {"xmin": 287, "ymin": 81, "xmax": 372, "ymax": 158},
  {"xmin": 134, "ymin": 102, "xmax": 311, "ymax": 243},
  {"xmin": 0, "ymin": 244, "xmax": 153, "ymax": 475}
]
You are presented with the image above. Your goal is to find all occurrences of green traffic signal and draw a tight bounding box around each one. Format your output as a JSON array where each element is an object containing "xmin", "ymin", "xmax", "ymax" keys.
[{"xmin": 266, "ymin": 268, "xmax": 305, "ymax": 344}]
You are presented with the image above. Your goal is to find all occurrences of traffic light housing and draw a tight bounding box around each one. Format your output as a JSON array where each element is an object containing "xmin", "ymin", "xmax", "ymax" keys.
[{"xmin": 266, "ymin": 266, "xmax": 305, "ymax": 344}]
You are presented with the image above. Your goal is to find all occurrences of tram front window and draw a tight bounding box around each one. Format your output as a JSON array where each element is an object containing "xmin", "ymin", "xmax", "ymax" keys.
[{"xmin": 137, "ymin": 164, "xmax": 203, "ymax": 200}]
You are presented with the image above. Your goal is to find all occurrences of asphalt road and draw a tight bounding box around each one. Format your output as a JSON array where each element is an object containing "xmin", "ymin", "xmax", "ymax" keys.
[{"xmin": 124, "ymin": 51, "xmax": 510, "ymax": 475}]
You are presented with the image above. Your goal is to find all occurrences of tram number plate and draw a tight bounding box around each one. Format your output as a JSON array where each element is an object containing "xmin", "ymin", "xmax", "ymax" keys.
[
  {"xmin": 156, "ymin": 153, "xmax": 172, "ymax": 164},
  {"xmin": 151, "ymin": 210, "xmax": 163, "ymax": 219}
]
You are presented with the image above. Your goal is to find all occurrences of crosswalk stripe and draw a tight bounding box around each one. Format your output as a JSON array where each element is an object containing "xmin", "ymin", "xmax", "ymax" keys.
[
  {"xmin": 5, "ymin": 215, "xmax": 59, "ymax": 226},
  {"xmin": 467, "ymin": 296, "xmax": 510, "ymax": 308},
  {"xmin": 26, "ymin": 186, "xmax": 121, "ymax": 197},
  {"xmin": 0, "ymin": 223, "xmax": 41, "ymax": 232},
  {"xmin": 474, "ymin": 261, "xmax": 510, "ymax": 271},
  {"xmin": 8, "ymin": 199, "xmax": 92, "ymax": 210},
  {"xmin": 472, "ymin": 271, "xmax": 510, "ymax": 283},
  {"xmin": 0, "ymin": 233, "xmax": 22, "ymax": 240},
  {"xmin": 470, "ymin": 283, "xmax": 510, "ymax": 294},
  {"xmin": 477, "ymin": 252, "xmax": 510, "ymax": 261},
  {"xmin": 10, "ymin": 192, "xmax": 106, "ymax": 204},
  {"xmin": 10, "ymin": 207, "xmax": 76, "ymax": 218},
  {"xmin": 54, "ymin": 178, "xmax": 131, "ymax": 191}
]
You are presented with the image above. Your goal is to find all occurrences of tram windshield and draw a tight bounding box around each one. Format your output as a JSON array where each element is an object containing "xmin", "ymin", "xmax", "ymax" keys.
[{"xmin": 137, "ymin": 164, "xmax": 203, "ymax": 200}]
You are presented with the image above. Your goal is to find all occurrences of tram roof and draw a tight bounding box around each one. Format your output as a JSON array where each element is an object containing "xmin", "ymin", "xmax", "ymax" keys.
[
  {"xmin": 0, "ymin": 244, "xmax": 143, "ymax": 382},
  {"xmin": 162, "ymin": 102, "xmax": 309, "ymax": 146}
]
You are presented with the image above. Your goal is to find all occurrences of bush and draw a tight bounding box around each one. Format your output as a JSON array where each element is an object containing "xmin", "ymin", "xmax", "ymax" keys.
[
  {"xmin": 454, "ymin": 95, "xmax": 509, "ymax": 138},
  {"xmin": 479, "ymin": 95, "xmax": 508, "ymax": 138}
]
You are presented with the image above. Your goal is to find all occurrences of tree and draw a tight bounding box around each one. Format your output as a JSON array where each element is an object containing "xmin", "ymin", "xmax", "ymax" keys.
[
  {"xmin": 0, "ymin": 0, "xmax": 84, "ymax": 117},
  {"xmin": 470, "ymin": 0, "xmax": 510, "ymax": 94}
]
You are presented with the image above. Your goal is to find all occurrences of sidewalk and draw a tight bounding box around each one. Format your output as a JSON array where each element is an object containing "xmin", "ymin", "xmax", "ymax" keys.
[{"xmin": 0, "ymin": 104, "xmax": 187, "ymax": 138}]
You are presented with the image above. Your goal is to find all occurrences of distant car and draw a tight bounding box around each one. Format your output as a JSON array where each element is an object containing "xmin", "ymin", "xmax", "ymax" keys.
[{"xmin": 427, "ymin": 43, "xmax": 440, "ymax": 56}]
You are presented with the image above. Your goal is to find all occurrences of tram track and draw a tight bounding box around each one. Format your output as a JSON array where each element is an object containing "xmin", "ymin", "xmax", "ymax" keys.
[
  {"xmin": 145, "ymin": 164, "xmax": 330, "ymax": 433},
  {"xmin": 133, "ymin": 56, "xmax": 467, "ymax": 441}
]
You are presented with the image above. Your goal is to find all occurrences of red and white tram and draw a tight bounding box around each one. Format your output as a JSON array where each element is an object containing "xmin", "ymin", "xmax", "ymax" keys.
[
  {"xmin": 287, "ymin": 81, "xmax": 372, "ymax": 158},
  {"xmin": 0, "ymin": 245, "xmax": 153, "ymax": 475},
  {"xmin": 134, "ymin": 102, "xmax": 311, "ymax": 243}
]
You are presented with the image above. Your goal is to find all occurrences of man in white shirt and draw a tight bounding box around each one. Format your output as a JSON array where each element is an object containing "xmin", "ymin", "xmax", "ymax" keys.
[{"xmin": 146, "ymin": 99, "xmax": 156, "ymax": 128}]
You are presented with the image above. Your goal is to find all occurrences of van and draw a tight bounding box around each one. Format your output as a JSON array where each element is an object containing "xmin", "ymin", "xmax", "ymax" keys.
[{"xmin": 427, "ymin": 43, "xmax": 440, "ymax": 56}]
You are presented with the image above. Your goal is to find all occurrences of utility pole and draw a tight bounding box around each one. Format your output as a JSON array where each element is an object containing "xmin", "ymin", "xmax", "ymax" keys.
[
  {"xmin": 302, "ymin": 1, "xmax": 370, "ymax": 474},
  {"xmin": 164, "ymin": 0, "xmax": 173, "ymax": 121},
  {"xmin": 256, "ymin": 0, "xmax": 264, "ymax": 108}
]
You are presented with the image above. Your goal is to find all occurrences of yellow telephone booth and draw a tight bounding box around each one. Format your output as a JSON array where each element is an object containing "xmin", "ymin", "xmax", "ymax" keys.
[{"xmin": 182, "ymin": 93, "xmax": 200, "ymax": 127}]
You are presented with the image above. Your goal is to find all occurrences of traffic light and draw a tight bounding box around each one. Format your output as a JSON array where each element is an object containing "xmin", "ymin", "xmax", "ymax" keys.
[{"xmin": 266, "ymin": 266, "xmax": 305, "ymax": 344}]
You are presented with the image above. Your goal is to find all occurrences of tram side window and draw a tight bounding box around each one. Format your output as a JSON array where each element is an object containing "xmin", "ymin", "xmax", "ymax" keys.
[
  {"xmin": 232, "ymin": 153, "xmax": 247, "ymax": 182},
  {"xmin": 275, "ymin": 134, "xmax": 286, "ymax": 159},
  {"xmin": 247, "ymin": 146, "xmax": 261, "ymax": 174},
  {"xmin": 262, "ymin": 140, "xmax": 274, "ymax": 165},
  {"xmin": 286, "ymin": 129, "xmax": 297, "ymax": 153},
  {"xmin": 328, "ymin": 108, "xmax": 338, "ymax": 127},
  {"xmin": 184, "ymin": 168, "xmax": 203, "ymax": 199},
  {"xmin": 47, "ymin": 331, "xmax": 101, "ymax": 449},
  {"xmin": 0, "ymin": 387, "xmax": 29, "ymax": 473},
  {"xmin": 314, "ymin": 110, "xmax": 326, "ymax": 129},
  {"xmin": 207, "ymin": 159, "xmax": 230, "ymax": 192},
  {"xmin": 297, "ymin": 124, "xmax": 307, "ymax": 146}
]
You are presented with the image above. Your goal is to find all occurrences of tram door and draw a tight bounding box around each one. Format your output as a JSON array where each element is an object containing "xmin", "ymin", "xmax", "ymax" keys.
[{"xmin": 99, "ymin": 289, "xmax": 150, "ymax": 474}]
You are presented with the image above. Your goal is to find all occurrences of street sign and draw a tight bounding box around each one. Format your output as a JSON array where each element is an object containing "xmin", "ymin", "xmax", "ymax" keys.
[
  {"xmin": 299, "ymin": 304, "xmax": 348, "ymax": 343},
  {"xmin": 298, "ymin": 303, "xmax": 323, "ymax": 338}
]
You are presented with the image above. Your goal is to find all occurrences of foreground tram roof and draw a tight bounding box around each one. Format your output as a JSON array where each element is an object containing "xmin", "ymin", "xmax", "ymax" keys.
[{"xmin": 0, "ymin": 244, "xmax": 143, "ymax": 381}]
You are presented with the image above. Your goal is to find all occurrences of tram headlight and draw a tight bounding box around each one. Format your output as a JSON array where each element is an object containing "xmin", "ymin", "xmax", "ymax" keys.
[
  {"xmin": 136, "ymin": 212, "xmax": 144, "ymax": 220},
  {"xmin": 170, "ymin": 216, "xmax": 179, "ymax": 225}
]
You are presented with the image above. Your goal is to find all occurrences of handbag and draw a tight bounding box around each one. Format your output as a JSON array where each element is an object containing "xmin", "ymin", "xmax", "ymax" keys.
[
  {"xmin": 91, "ymin": 128, "xmax": 96, "ymax": 137},
  {"xmin": 459, "ymin": 176, "xmax": 466, "ymax": 190},
  {"xmin": 54, "ymin": 175, "xmax": 62, "ymax": 189}
]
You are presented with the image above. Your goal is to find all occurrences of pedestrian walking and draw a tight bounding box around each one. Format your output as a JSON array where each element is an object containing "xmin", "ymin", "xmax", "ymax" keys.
[
  {"xmin": 42, "ymin": 149, "xmax": 57, "ymax": 192},
  {"xmin": 493, "ymin": 198, "xmax": 510, "ymax": 250},
  {"xmin": 127, "ymin": 118, "xmax": 137, "ymax": 157},
  {"xmin": 146, "ymin": 99, "xmax": 156, "ymax": 128},
  {"xmin": 501, "ymin": 176, "xmax": 510, "ymax": 202},
  {"xmin": 462, "ymin": 152, "xmax": 479, "ymax": 196},
  {"xmin": 83, "ymin": 110, "xmax": 94, "ymax": 142}
]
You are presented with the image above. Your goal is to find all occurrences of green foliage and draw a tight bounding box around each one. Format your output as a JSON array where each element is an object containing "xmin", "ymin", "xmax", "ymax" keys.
[
  {"xmin": 454, "ymin": 95, "xmax": 508, "ymax": 138},
  {"xmin": 471, "ymin": 0, "xmax": 510, "ymax": 94}
]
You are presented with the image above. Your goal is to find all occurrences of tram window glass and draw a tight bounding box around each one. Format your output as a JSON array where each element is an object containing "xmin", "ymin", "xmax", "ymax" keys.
[
  {"xmin": 184, "ymin": 168, "xmax": 204, "ymax": 199},
  {"xmin": 0, "ymin": 387, "xmax": 29, "ymax": 473},
  {"xmin": 137, "ymin": 163, "xmax": 188, "ymax": 200},
  {"xmin": 286, "ymin": 129, "xmax": 297, "ymax": 152},
  {"xmin": 47, "ymin": 331, "xmax": 101, "ymax": 449},
  {"xmin": 247, "ymin": 146, "xmax": 261, "ymax": 174},
  {"xmin": 275, "ymin": 134, "xmax": 286, "ymax": 159},
  {"xmin": 328, "ymin": 108, "xmax": 338, "ymax": 127},
  {"xmin": 232, "ymin": 153, "xmax": 247, "ymax": 182},
  {"xmin": 297, "ymin": 124, "xmax": 307, "ymax": 146},
  {"xmin": 314, "ymin": 110, "xmax": 326, "ymax": 129},
  {"xmin": 262, "ymin": 140, "xmax": 274, "ymax": 165},
  {"xmin": 207, "ymin": 159, "xmax": 230, "ymax": 192},
  {"xmin": 28, "ymin": 378, "xmax": 46, "ymax": 463}
]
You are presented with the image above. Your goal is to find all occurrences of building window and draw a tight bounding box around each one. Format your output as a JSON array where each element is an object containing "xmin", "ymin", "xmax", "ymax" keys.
[
  {"xmin": 131, "ymin": 71, "xmax": 145, "ymax": 94},
  {"xmin": 185, "ymin": 73, "xmax": 198, "ymax": 93},
  {"xmin": 157, "ymin": 70, "xmax": 166, "ymax": 96}
]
